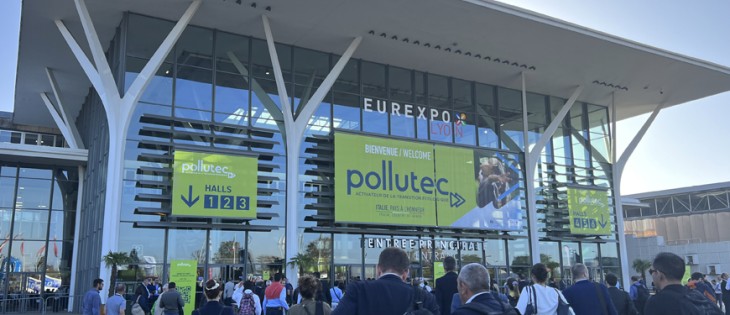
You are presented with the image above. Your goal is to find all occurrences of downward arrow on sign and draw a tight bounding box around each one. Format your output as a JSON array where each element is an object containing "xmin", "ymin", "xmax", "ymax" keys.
[
  {"xmin": 598, "ymin": 214, "xmax": 608, "ymax": 229},
  {"xmin": 181, "ymin": 185, "xmax": 199, "ymax": 207}
]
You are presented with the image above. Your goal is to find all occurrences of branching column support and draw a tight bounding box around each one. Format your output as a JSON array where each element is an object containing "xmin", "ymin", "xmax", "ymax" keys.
[
  {"xmin": 523, "ymin": 72, "xmax": 583, "ymax": 264},
  {"xmin": 56, "ymin": 0, "xmax": 201, "ymax": 302},
  {"xmin": 261, "ymin": 15, "xmax": 361, "ymax": 288},
  {"xmin": 613, "ymin": 101, "xmax": 664, "ymax": 289}
]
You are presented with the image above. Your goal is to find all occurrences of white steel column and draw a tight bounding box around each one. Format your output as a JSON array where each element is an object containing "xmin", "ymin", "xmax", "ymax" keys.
[
  {"xmin": 613, "ymin": 102, "xmax": 663, "ymax": 290},
  {"xmin": 69, "ymin": 166, "xmax": 85, "ymax": 311},
  {"xmin": 44, "ymin": 68, "xmax": 85, "ymax": 149},
  {"xmin": 261, "ymin": 15, "xmax": 361, "ymax": 289},
  {"xmin": 525, "ymin": 85, "xmax": 583, "ymax": 264},
  {"xmin": 56, "ymin": 0, "xmax": 201, "ymax": 302}
]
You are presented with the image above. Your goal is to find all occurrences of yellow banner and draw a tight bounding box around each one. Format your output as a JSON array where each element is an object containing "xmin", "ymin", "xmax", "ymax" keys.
[{"xmin": 567, "ymin": 188, "xmax": 611, "ymax": 235}]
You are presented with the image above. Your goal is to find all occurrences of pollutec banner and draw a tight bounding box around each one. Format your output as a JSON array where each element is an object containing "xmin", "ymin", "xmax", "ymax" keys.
[
  {"xmin": 169, "ymin": 260, "xmax": 197, "ymax": 315},
  {"xmin": 334, "ymin": 132, "xmax": 523, "ymax": 230},
  {"xmin": 567, "ymin": 187, "xmax": 611, "ymax": 235},
  {"xmin": 172, "ymin": 151, "xmax": 257, "ymax": 218}
]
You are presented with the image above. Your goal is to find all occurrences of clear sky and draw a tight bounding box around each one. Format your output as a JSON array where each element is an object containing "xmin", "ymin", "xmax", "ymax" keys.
[{"xmin": 0, "ymin": 0, "xmax": 728, "ymax": 195}]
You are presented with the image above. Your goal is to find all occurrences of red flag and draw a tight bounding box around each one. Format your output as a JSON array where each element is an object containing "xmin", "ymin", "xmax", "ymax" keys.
[
  {"xmin": 20, "ymin": 241, "xmax": 24, "ymax": 256},
  {"xmin": 52, "ymin": 236, "xmax": 58, "ymax": 258},
  {"xmin": 37, "ymin": 244, "xmax": 46, "ymax": 257}
]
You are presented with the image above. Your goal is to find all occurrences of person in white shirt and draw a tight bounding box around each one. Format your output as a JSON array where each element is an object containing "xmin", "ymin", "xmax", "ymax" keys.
[
  {"xmin": 231, "ymin": 281, "xmax": 244, "ymax": 307},
  {"xmin": 516, "ymin": 263, "xmax": 573, "ymax": 315}
]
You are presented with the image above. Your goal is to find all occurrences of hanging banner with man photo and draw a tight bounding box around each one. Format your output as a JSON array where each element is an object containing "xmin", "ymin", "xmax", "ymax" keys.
[
  {"xmin": 334, "ymin": 132, "xmax": 523, "ymax": 231},
  {"xmin": 567, "ymin": 187, "xmax": 611, "ymax": 235}
]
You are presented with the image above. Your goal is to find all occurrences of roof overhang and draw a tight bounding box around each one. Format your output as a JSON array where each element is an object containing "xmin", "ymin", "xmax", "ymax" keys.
[
  {"xmin": 13, "ymin": 0, "xmax": 730, "ymax": 127},
  {"xmin": 0, "ymin": 143, "xmax": 88, "ymax": 166}
]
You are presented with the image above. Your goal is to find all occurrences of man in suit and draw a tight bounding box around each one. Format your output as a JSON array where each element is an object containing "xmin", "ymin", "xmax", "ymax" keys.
[
  {"xmin": 562, "ymin": 263, "xmax": 618, "ymax": 315},
  {"xmin": 331, "ymin": 247, "xmax": 439, "ymax": 315},
  {"xmin": 606, "ymin": 273, "xmax": 638, "ymax": 315},
  {"xmin": 452, "ymin": 263, "xmax": 512, "ymax": 315},
  {"xmin": 435, "ymin": 256, "xmax": 458, "ymax": 315}
]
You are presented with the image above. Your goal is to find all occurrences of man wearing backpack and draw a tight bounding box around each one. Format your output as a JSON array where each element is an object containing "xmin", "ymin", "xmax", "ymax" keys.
[
  {"xmin": 237, "ymin": 281, "xmax": 261, "ymax": 315},
  {"xmin": 629, "ymin": 276, "xmax": 650, "ymax": 315},
  {"xmin": 331, "ymin": 247, "xmax": 439, "ymax": 315},
  {"xmin": 452, "ymin": 263, "xmax": 517, "ymax": 315},
  {"xmin": 689, "ymin": 273, "xmax": 717, "ymax": 304},
  {"xmin": 644, "ymin": 252, "xmax": 723, "ymax": 315}
]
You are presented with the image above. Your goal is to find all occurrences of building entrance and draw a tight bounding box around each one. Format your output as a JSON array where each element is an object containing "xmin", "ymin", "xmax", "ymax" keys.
[{"xmin": 207, "ymin": 264, "xmax": 245, "ymax": 283}]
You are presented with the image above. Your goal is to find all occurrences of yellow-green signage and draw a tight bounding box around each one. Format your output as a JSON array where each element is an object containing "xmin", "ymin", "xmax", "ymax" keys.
[
  {"xmin": 567, "ymin": 187, "xmax": 611, "ymax": 235},
  {"xmin": 172, "ymin": 151, "xmax": 257, "ymax": 218},
  {"xmin": 169, "ymin": 260, "xmax": 197, "ymax": 315},
  {"xmin": 433, "ymin": 262, "xmax": 445, "ymax": 288},
  {"xmin": 334, "ymin": 133, "xmax": 523, "ymax": 230}
]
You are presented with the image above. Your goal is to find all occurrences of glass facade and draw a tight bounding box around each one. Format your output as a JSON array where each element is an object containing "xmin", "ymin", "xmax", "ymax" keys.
[
  {"xmin": 113, "ymin": 13, "xmax": 621, "ymax": 289},
  {"xmin": 0, "ymin": 164, "xmax": 77, "ymax": 303},
  {"xmin": 7, "ymin": 12, "xmax": 621, "ymax": 301}
]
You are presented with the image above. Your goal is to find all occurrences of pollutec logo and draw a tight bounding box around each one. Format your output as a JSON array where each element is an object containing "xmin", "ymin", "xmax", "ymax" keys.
[
  {"xmin": 181, "ymin": 160, "xmax": 236, "ymax": 179},
  {"xmin": 346, "ymin": 160, "xmax": 465, "ymax": 207}
]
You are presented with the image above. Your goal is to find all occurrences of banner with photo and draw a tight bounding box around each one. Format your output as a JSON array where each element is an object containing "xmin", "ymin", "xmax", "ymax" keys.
[{"xmin": 334, "ymin": 132, "xmax": 523, "ymax": 231}]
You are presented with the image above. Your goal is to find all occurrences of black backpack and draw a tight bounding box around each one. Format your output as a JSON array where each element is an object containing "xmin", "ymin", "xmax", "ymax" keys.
[
  {"xmin": 459, "ymin": 292, "xmax": 518, "ymax": 315},
  {"xmin": 403, "ymin": 287, "xmax": 434, "ymax": 315},
  {"xmin": 683, "ymin": 288, "xmax": 723, "ymax": 315}
]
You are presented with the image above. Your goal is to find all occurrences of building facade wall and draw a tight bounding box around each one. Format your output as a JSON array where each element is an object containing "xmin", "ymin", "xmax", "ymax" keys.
[
  {"xmin": 63, "ymin": 12, "xmax": 621, "ymax": 300},
  {"xmin": 626, "ymin": 235, "xmax": 730, "ymax": 285}
]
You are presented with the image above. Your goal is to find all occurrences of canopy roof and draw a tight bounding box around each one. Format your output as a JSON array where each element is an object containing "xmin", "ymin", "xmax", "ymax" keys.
[{"xmin": 13, "ymin": 0, "xmax": 730, "ymax": 127}]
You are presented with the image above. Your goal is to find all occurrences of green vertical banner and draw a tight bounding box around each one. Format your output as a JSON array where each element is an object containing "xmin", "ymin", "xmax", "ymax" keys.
[
  {"xmin": 334, "ymin": 133, "xmax": 437, "ymax": 225},
  {"xmin": 433, "ymin": 262, "xmax": 445, "ymax": 288},
  {"xmin": 172, "ymin": 151, "xmax": 258, "ymax": 218},
  {"xmin": 567, "ymin": 187, "xmax": 611, "ymax": 235},
  {"xmin": 169, "ymin": 260, "xmax": 198, "ymax": 315}
]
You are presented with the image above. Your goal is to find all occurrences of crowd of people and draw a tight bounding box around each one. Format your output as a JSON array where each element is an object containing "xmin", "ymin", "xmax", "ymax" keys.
[{"xmin": 79, "ymin": 249, "xmax": 728, "ymax": 315}]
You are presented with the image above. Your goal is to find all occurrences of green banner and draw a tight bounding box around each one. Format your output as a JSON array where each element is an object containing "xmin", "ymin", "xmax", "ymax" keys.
[
  {"xmin": 172, "ymin": 151, "xmax": 257, "ymax": 218},
  {"xmin": 567, "ymin": 187, "xmax": 611, "ymax": 235},
  {"xmin": 335, "ymin": 133, "xmax": 437, "ymax": 225},
  {"xmin": 334, "ymin": 132, "xmax": 523, "ymax": 230},
  {"xmin": 169, "ymin": 260, "xmax": 197, "ymax": 315},
  {"xmin": 433, "ymin": 262, "xmax": 445, "ymax": 288}
]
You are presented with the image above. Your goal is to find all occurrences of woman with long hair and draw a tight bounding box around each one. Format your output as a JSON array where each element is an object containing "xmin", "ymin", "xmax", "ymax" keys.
[{"xmin": 192, "ymin": 280, "xmax": 235, "ymax": 315}]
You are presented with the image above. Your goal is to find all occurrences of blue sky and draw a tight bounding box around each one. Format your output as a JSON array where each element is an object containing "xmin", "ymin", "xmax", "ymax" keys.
[{"xmin": 1, "ymin": 0, "xmax": 728, "ymax": 195}]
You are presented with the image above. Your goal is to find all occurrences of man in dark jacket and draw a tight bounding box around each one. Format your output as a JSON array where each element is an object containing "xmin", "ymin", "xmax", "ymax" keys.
[
  {"xmin": 452, "ymin": 263, "xmax": 513, "ymax": 315},
  {"xmin": 331, "ymin": 247, "xmax": 439, "ymax": 315},
  {"xmin": 606, "ymin": 273, "xmax": 638, "ymax": 315},
  {"xmin": 435, "ymin": 256, "xmax": 458, "ymax": 315},
  {"xmin": 644, "ymin": 252, "xmax": 720, "ymax": 315},
  {"xmin": 690, "ymin": 272, "xmax": 717, "ymax": 304},
  {"xmin": 562, "ymin": 263, "xmax": 618, "ymax": 315}
]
